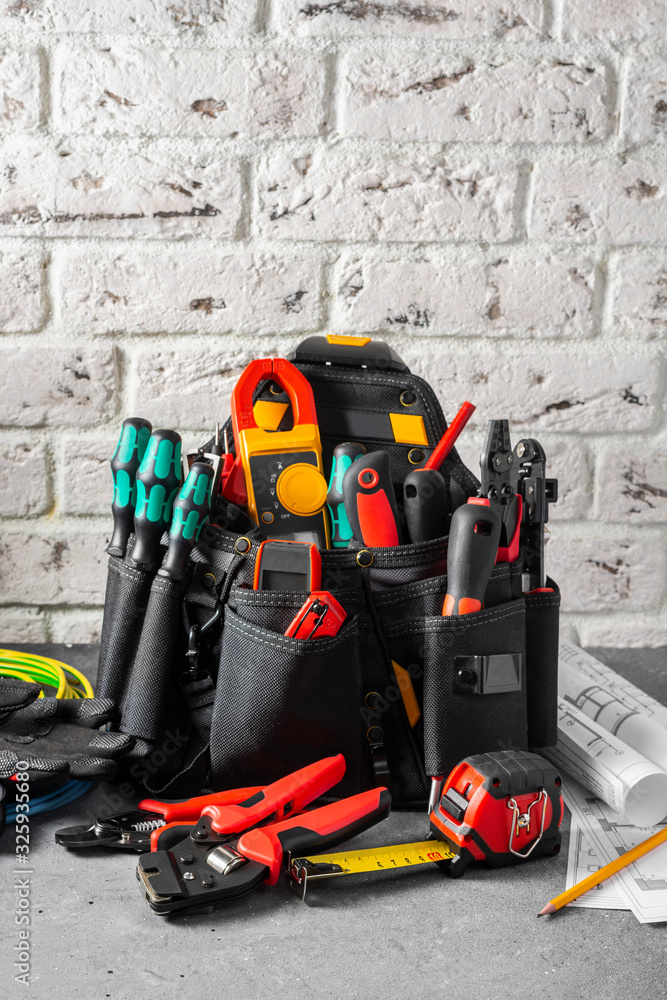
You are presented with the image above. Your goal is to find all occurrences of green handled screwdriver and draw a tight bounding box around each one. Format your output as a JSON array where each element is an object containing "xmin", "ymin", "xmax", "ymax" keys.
[
  {"xmin": 158, "ymin": 461, "xmax": 214, "ymax": 582},
  {"xmin": 131, "ymin": 429, "xmax": 183, "ymax": 569},
  {"xmin": 327, "ymin": 442, "xmax": 367, "ymax": 547},
  {"xmin": 108, "ymin": 417, "xmax": 152, "ymax": 557}
]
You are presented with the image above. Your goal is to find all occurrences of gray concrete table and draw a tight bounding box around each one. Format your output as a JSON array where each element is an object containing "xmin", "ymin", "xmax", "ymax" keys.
[{"xmin": 1, "ymin": 645, "xmax": 666, "ymax": 1000}]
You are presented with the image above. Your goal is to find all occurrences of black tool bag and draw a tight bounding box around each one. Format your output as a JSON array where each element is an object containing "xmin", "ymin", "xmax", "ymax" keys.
[{"xmin": 96, "ymin": 338, "xmax": 560, "ymax": 807}]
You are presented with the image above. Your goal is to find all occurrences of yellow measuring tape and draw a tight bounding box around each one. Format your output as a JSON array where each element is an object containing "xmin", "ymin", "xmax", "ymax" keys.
[
  {"xmin": 289, "ymin": 840, "xmax": 455, "ymax": 899},
  {"xmin": 0, "ymin": 649, "xmax": 94, "ymax": 700}
]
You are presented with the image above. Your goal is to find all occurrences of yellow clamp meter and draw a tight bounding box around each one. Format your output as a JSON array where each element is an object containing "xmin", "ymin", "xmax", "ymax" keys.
[{"xmin": 230, "ymin": 358, "xmax": 330, "ymax": 548}]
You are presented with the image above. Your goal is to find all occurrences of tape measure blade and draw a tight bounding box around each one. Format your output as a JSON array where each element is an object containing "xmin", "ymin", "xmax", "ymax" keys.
[{"xmin": 297, "ymin": 840, "xmax": 454, "ymax": 876}]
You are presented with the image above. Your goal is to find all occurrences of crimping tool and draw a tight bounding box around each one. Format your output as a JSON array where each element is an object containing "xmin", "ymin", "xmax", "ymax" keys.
[{"xmin": 136, "ymin": 754, "xmax": 390, "ymax": 915}]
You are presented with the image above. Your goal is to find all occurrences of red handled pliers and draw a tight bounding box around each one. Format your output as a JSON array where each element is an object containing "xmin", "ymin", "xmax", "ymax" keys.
[{"xmin": 137, "ymin": 754, "xmax": 391, "ymax": 915}]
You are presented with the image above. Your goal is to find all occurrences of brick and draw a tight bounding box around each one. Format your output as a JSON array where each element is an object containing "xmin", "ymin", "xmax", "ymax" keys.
[
  {"xmin": 257, "ymin": 150, "xmax": 518, "ymax": 242},
  {"xmin": 613, "ymin": 255, "xmax": 667, "ymax": 340},
  {"xmin": 596, "ymin": 447, "xmax": 667, "ymax": 524},
  {"xmin": 55, "ymin": 48, "xmax": 325, "ymax": 138},
  {"xmin": 0, "ymin": 607, "xmax": 48, "ymax": 642},
  {"xmin": 531, "ymin": 160, "xmax": 667, "ymax": 244},
  {"xmin": 131, "ymin": 347, "xmax": 254, "ymax": 428},
  {"xmin": 50, "ymin": 611, "xmax": 103, "ymax": 644},
  {"xmin": 0, "ymin": 533, "xmax": 107, "ymax": 605},
  {"xmin": 334, "ymin": 256, "xmax": 595, "ymax": 338},
  {"xmin": 0, "ymin": 442, "xmax": 49, "ymax": 516},
  {"xmin": 579, "ymin": 620, "xmax": 667, "ymax": 649},
  {"xmin": 0, "ymin": 251, "xmax": 45, "ymax": 331},
  {"xmin": 275, "ymin": 0, "xmax": 542, "ymax": 38},
  {"xmin": 622, "ymin": 59, "xmax": 667, "ymax": 144},
  {"xmin": 563, "ymin": 0, "xmax": 667, "ymax": 42},
  {"xmin": 0, "ymin": 348, "xmax": 116, "ymax": 427},
  {"xmin": 62, "ymin": 437, "xmax": 112, "ymax": 516},
  {"xmin": 0, "ymin": 139, "xmax": 241, "ymax": 238},
  {"xmin": 342, "ymin": 54, "xmax": 606, "ymax": 142},
  {"xmin": 548, "ymin": 537, "xmax": 663, "ymax": 612},
  {"xmin": 0, "ymin": 49, "xmax": 40, "ymax": 132},
  {"xmin": 0, "ymin": 0, "xmax": 255, "ymax": 34},
  {"xmin": 60, "ymin": 251, "xmax": 322, "ymax": 335},
  {"xmin": 402, "ymin": 350, "xmax": 661, "ymax": 433}
]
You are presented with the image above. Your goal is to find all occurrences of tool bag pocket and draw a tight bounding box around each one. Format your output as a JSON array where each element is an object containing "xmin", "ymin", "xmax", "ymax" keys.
[
  {"xmin": 403, "ymin": 598, "xmax": 529, "ymax": 780},
  {"xmin": 525, "ymin": 580, "xmax": 560, "ymax": 749},
  {"xmin": 209, "ymin": 606, "xmax": 373, "ymax": 799},
  {"xmin": 97, "ymin": 552, "xmax": 155, "ymax": 710}
]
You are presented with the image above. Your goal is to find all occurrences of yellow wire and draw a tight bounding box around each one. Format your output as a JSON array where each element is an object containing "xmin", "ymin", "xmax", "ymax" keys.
[{"xmin": 0, "ymin": 649, "xmax": 94, "ymax": 700}]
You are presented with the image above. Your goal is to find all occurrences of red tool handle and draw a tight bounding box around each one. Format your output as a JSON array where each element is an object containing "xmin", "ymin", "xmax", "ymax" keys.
[
  {"xmin": 138, "ymin": 786, "xmax": 264, "ymax": 825},
  {"xmin": 423, "ymin": 401, "xmax": 475, "ymax": 472},
  {"xmin": 231, "ymin": 358, "xmax": 318, "ymax": 435},
  {"xmin": 442, "ymin": 500, "xmax": 502, "ymax": 616},
  {"xmin": 237, "ymin": 786, "xmax": 392, "ymax": 885},
  {"xmin": 203, "ymin": 754, "xmax": 346, "ymax": 835}
]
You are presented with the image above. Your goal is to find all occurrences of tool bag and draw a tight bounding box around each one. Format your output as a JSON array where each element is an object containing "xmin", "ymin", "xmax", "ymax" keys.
[{"xmin": 96, "ymin": 337, "xmax": 560, "ymax": 807}]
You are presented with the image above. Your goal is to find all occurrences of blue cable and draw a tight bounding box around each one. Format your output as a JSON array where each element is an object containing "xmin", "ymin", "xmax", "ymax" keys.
[{"xmin": 5, "ymin": 780, "xmax": 93, "ymax": 822}]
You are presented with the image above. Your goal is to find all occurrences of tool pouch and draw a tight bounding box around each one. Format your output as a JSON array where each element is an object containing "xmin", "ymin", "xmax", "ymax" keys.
[{"xmin": 96, "ymin": 337, "xmax": 560, "ymax": 806}]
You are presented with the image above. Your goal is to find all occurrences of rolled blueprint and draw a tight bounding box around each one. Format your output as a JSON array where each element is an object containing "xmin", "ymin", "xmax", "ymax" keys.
[
  {"xmin": 559, "ymin": 640, "xmax": 667, "ymax": 773},
  {"xmin": 543, "ymin": 698, "xmax": 667, "ymax": 827}
]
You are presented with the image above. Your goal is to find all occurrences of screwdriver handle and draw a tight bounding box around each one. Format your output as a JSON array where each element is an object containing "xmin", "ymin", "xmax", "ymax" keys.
[
  {"xmin": 403, "ymin": 469, "xmax": 448, "ymax": 544},
  {"xmin": 342, "ymin": 450, "xmax": 402, "ymax": 547},
  {"xmin": 442, "ymin": 500, "xmax": 502, "ymax": 616},
  {"xmin": 327, "ymin": 442, "xmax": 367, "ymax": 547},
  {"xmin": 131, "ymin": 429, "xmax": 182, "ymax": 569},
  {"xmin": 158, "ymin": 461, "xmax": 214, "ymax": 581},
  {"xmin": 108, "ymin": 417, "xmax": 152, "ymax": 557}
]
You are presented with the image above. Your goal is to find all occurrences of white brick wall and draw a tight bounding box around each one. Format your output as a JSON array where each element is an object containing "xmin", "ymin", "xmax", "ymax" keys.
[{"xmin": 0, "ymin": 0, "xmax": 665, "ymax": 647}]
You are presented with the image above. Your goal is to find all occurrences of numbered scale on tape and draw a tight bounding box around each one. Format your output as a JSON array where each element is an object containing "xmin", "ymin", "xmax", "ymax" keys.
[{"xmin": 288, "ymin": 840, "xmax": 455, "ymax": 902}]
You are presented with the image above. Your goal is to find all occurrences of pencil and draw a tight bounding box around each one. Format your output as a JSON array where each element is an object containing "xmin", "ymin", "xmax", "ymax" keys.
[{"xmin": 538, "ymin": 824, "xmax": 667, "ymax": 916}]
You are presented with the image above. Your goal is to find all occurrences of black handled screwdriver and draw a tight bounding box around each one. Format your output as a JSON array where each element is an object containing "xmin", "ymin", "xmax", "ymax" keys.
[
  {"xmin": 158, "ymin": 462, "xmax": 214, "ymax": 582},
  {"xmin": 442, "ymin": 501, "xmax": 502, "ymax": 616},
  {"xmin": 403, "ymin": 468, "xmax": 448, "ymax": 544},
  {"xmin": 131, "ymin": 429, "xmax": 182, "ymax": 569},
  {"xmin": 108, "ymin": 417, "xmax": 152, "ymax": 557},
  {"xmin": 327, "ymin": 442, "xmax": 367, "ymax": 547}
]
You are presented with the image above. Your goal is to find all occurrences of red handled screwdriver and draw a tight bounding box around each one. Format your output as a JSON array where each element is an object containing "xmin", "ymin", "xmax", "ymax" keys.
[{"xmin": 342, "ymin": 450, "xmax": 402, "ymax": 547}]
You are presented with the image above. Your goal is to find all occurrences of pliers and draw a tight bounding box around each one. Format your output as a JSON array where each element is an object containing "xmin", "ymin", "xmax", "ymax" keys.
[
  {"xmin": 55, "ymin": 786, "xmax": 263, "ymax": 853},
  {"xmin": 136, "ymin": 754, "xmax": 391, "ymax": 915}
]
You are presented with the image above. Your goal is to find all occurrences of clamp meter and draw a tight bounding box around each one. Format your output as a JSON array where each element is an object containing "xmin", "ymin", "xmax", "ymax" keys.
[{"xmin": 231, "ymin": 358, "xmax": 330, "ymax": 548}]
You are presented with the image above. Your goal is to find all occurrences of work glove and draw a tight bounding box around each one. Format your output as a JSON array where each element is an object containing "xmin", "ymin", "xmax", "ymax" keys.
[{"xmin": 0, "ymin": 678, "xmax": 134, "ymax": 782}]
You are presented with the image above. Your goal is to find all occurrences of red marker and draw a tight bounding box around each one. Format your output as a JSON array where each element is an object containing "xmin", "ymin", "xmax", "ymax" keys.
[{"xmin": 423, "ymin": 401, "xmax": 476, "ymax": 472}]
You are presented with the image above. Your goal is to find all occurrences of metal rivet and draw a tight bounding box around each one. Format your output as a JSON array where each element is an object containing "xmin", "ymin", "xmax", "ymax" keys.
[
  {"xmin": 183, "ymin": 871, "xmax": 195, "ymax": 880},
  {"xmin": 408, "ymin": 449, "xmax": 424, "ymax": 465},
  {"xmin": 356, "ymin": 549, "xmax": 374, "ymax": 568},
  {"xmin": 367, "ymin": 726, "xmax": 383, "ymax": 743},
  {"xmin": 202, "ymin": 573, "xmax": 216, "ymax": 590},
  {"xmin": 365, "ymin": 691, "xmax": 382, "ymax": 709},
  {"xmin": 400, "ymin": 390, "xmax": 416, "ymax": 407},
  {"xmin": 516, "ymin": 442, "xmax": 526, "ymax": 458},
  {"xmin": 235, "ymin": 536, "xmax": 251, "ymax": 554},
  {"xmin": 200, "ymin": 874, "xmax": 215, "ymax": 887},
  {"xmin": 268, "ymin": 381, "xmax": 282, "ymax": 396},
  {"xmin": 180, "ymin": 853, "xmax": 194, "ymax": 864}
]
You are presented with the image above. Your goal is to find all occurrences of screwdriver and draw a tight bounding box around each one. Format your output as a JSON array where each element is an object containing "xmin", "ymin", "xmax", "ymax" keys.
[
  {"xmin": 442, "ymin": 500, "xmax": 501, "ymax": 617},
  {"xmin": 131, "ymin": 429, "xmax": 183, "ymax": 569},
  {"xmin": 403, "ymin": 468, "xmax": 448, "ymax": 544},
  {"xmin": 158, "ymin": 461, "xmax": 214, "ymax": 582},
  {"xmin": 108, "ymin": 417, "xmax": 152, "ymax": 557},
  {"xmin": 327, "ymin": 442, "xmax": 367, "ymax": 547},
  {"xmin": 343, "ymin": 449, "xmax": 402, "ymax": 547}
]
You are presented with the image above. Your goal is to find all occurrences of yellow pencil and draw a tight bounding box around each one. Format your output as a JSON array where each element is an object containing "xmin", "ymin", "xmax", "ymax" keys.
[{"xmin": 538, "ymin": 825, "xmax": 667, "ymax": 916}]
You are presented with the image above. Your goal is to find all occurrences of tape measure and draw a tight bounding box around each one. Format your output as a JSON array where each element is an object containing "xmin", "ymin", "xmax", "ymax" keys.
[{"xmin": 288, "ymin": 840, "xmax": 454, "ymax": 900}]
